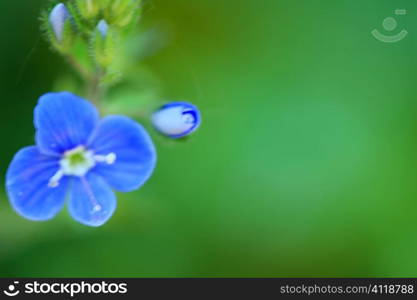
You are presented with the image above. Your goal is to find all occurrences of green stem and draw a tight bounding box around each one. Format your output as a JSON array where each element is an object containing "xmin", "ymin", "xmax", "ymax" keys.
[
  {"xmin": 63, "ymin": 53, "xmax": 107, "ymax": 111},
  {"xmin": 64, "ymin": 53, "xmax": 91, "ymax": 82},
  {"xmin": 88, "ymin": 68, "xmax": 107, "ymax": 110}
]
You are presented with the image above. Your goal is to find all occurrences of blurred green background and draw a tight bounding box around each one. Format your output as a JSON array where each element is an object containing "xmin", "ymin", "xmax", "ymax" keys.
[{"xmin": 0, "ymin": 0, "xmax": 417, "ymax": 277}]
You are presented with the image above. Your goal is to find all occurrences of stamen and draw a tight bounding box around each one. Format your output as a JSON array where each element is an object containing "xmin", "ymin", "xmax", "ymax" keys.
[
  {"xmin": 48, "ymin": 169, "xmax": 64, "ymax": 188},
  {"xmin": 81, "ymin": 176, "xmax": 103, "ymax": 214},
  {"xmin": 46, "ymin": 148, "xmax": 116, "ymax": 189},
  {"xmin": 94, "ymin": 153, "xmax": 116, "ymax": 165}
]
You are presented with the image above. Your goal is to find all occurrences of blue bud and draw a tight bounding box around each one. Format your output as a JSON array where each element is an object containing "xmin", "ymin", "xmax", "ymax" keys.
[
  {"xmin": 49, "ymin": 3, "xmax": 70, "ymax": 42},
  {"xmin": 97, "ymin": 20, "xmax": 109, "ymax": 38},
  {"xmin": 152, "ymin": 102, "xmax": 201, "ymax": 139}
]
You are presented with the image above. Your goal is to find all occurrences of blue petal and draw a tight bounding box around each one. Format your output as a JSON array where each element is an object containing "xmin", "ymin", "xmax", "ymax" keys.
[
  {"xmin": 6, "ymin": 146, "xmax": 69, "ymax": 221},
  {"xmin": 152, "ymin": 101, "xmax": 201, "ymax": 139},
  {"xmin": 35, "ymin": 92, "xmax": 99, "ymax": 155},
  {"xmin": 68, "ymin": 172, "xmax": 116, "ymax": 227},
  {"xmin": 87, "ymin": 116, "xmax": 156, "ymax": 192}
]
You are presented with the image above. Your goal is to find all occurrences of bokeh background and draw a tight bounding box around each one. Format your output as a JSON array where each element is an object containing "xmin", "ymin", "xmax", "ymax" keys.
[{"xmin": 0, "ymin": 0, "xmax": 417, "ymax": 277}]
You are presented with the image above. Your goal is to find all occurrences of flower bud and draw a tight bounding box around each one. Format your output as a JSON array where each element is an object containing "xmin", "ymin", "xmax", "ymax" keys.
[
  {"xmin": 104, "ymin": 0, "xmax": 141, "ymax": 28},
  {"xmin": 98, "ymin": 0, "xmax": 111, "ymax": 10},
  {"xmin": 49, "ymin": 3, "xmax": 70, "ymax": 42},
  {"xmin": 76, "ymin": 0, "xmax": 100, "ymax": 19},
  {"xmin": 97, "ymin": 20, "xmax": 109, "ymax": 37},
  {"xmin": 93, "ymin": 20, "xmax": 115, "ymax": 68},
  {"xmin": 152, "ymin": 102, "xmax": 201, "ymax": 139}
]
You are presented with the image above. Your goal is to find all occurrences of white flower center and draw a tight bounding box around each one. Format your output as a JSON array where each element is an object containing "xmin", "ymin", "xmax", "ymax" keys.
[
  {"xmin": 48, "ymin": 146, "xmax": 116, "ymax": 188},
  {"xmin": 60, "ymin": 146, "xmax": 95, "ymax": 176}
]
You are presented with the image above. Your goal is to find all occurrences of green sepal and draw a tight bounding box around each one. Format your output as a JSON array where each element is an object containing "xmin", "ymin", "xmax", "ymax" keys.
[
  {"xmin": 104, "ymin": 0, "xmax": 142, "ymax": 28},
  {"xmin": 92, "ymin": 27, "xmax": 117, "ymax": 68},
  {"xmin": 76, "ymin": 0, "xmax": 100, "ymax": 20},
  {"xmin": 101, "ymin": 71, "xmax": 122, "ymax": 85},
  {"xmin": 67, "ymin": 2, "xmax": 93, "ymax": 39}
]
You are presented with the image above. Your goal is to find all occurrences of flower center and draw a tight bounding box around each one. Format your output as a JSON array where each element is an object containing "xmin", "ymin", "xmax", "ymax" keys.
[
  {"xmin": 61, "ymin": 146, "xmax": 95, "ymax": 177},
  {"xmin": 48, "ymin": 146, "xmax": 116, "ymax": 188}
]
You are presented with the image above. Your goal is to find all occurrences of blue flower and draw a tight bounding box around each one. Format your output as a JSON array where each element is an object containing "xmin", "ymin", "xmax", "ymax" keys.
[
  {"xmin": 152, "ymin": 102, "xmax": 201, "ymax": 139},
  {"xmin": 49, "ymin": 3, "xmax": 70, "ymax": 42},
  {"xmin": 97, "ymin": 20, "xmax": 109, "ymax": 37},
  {"xmin": 6, "ymin": 92, "xmax": 156, "ymax": 227}
]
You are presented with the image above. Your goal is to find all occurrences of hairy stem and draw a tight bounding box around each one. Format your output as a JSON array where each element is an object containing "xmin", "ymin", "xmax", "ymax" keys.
[
  {"xmin": 88, "ymin": 68, "xmax": 106, "ymax": 110},
  {"xmin": 64, "ymin": 54, "xmax": 91, "ymax": 82},
  {"xmin": 63, "ymin": 53, "xmax": 107, "ymax": 111}
]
